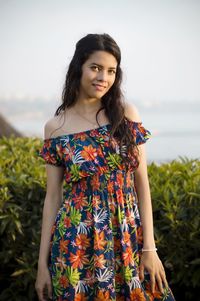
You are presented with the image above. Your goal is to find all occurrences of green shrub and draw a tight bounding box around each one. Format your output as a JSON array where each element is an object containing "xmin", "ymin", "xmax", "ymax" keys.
[
  {"xmin": 0, "ymin": 137, "xmax": 199, "ymax": 300},
  {"xmin": 148, "ymin": 158, "xmax": 200, "ymax": 300},
  {"xmin": 0, "ymin": 136, "xmax": 45, "ymax": 301}
]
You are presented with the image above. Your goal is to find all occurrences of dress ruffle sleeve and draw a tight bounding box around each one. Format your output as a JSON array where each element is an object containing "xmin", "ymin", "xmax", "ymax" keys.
[
  {"xmin": 38, "ymin": 138, "xmax": 64, "ymax": 167},
  {"xmin": 127, "ymin": 119, "xmax": 151, "ymax": 145}
]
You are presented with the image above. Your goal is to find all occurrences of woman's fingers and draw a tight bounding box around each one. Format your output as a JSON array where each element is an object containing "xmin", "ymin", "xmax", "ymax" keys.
[
  {"xmin": 47, "ymin": 281, "xmax": 53, "ymax": 300},
  {"xmin": 150, "ymin": 270, "xmax": 166, "ymax": 294},
  {"xmin": 155, "ymin": 273, "xmax": 164, "ymax": 294},
  {"xmin": 36, "ymin": 284, "xmax": 51, "ymax": 301},
  {"xmin": 139, "ymin": 263, "xmax": 145, "ymax": 282},
  {"xmin": 154, "ymin": 269, "xmax": 168, "ymax": 295},
  {"xmin": 161, "ymin": 263, "xmax": 168, "ymax": 287},
  {"xmin": 150, "ymin": 272, "xmax": 155, "ymax": 293},
  {"xmin": 140, "ymin": 252, "xmax": 169, "ymax": 295},
  {"xmin": 35, "ymin": 267, "xmax": 52, "ymax": 301},
  {"xmin": 161, "ymin": 269, "xmax": 168, "ymax": 289},
  {"xmin": 37, "ymin": 287, "xmax": 46, "ymax": 301},
  {"xmin": 159, "ymin": 261, "xmax": 168, "ymax": 289}
]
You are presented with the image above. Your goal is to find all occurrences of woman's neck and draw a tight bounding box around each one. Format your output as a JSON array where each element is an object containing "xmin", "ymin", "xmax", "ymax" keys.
[{"xmin": 74, "ymin": 97, "xmax": 102, "ymax": 114}]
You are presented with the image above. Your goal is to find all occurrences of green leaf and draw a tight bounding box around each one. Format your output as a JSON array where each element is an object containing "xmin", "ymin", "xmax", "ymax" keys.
[
  {"xmin": 70, "ymin": 164, "xmax": 82, "ymax": 181},
  {"xmin": 65, "ymin": 266, "xmax": 81, "ymax": 286},
  {"xmin": 107, "ymin": 152, "xmax": 122, "ymax": 169},
  {"xmin": 70, "ymin": 207, "xmax": 81, "ymax": 226}
]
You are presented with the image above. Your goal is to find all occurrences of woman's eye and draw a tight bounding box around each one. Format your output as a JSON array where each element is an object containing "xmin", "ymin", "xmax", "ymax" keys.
[
  {"xmin": 109, "ymin": 70, "xmax": 116, "ymax": 75},
  {"xmin": 91, "ymin": 66, "xmax": 100, "ymax": 71}
]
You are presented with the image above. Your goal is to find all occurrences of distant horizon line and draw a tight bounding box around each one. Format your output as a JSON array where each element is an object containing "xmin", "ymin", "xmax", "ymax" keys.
[{"xmin": 0, "ymin": 96, "xmax": 199, "ymax": 104}]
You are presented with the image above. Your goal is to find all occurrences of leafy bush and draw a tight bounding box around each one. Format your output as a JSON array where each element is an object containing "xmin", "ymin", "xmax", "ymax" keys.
[
  {"xmin": 0, "ymin": 136, "xmax": 45, "ymax": 301},
  {"xmin": 0, "ymin": 137, "xmax": 199, "ymax": 300},
  {"xmin": 148, "ymin": 158, "xmax": 200, "ymax": 300}
]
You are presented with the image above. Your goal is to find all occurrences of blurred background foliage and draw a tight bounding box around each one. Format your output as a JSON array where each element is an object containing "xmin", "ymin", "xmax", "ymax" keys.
[{"xmin": 0, "ymin": 136, "xmax": 200, "ymax": 300}]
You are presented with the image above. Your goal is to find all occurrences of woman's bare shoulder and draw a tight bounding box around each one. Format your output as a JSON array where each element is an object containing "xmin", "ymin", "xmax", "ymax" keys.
[
  {"xmin": 124, "ymin": 101, "xmax": 142, "ymax": 122},
  {"xmin": 43, "ymin": 112, "xmax": 64, "ymax": 139}
]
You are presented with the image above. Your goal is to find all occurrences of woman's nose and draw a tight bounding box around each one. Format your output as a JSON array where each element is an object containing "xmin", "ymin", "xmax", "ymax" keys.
[{"xmin": 97, "ymin": 70, "xmax": 107, "ymax": 82}]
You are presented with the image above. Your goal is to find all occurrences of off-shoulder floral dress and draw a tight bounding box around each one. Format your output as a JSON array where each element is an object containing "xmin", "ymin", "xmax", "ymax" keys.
[{"xmin": 38, "ymin": 119, "xmax": 175, "ymax": 301}]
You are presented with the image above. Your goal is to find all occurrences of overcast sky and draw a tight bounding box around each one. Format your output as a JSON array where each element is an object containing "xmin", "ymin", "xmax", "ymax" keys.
[{"xmin": 0, "ymin": 0, "xmax": 200, "ymax": 103}]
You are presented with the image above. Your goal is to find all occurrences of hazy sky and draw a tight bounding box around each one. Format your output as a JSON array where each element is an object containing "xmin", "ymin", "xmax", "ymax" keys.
[{"xmin": 0, "ymin": 0, "xmax": 200, "ymax": 103}]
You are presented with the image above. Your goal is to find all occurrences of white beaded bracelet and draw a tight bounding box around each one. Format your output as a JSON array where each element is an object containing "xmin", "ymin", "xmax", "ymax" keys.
[{"xmin": 142, "ymin": 247, "xmax": 158, "ymax": 252}]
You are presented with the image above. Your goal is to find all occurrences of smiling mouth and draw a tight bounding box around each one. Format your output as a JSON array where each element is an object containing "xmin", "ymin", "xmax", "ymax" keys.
[{"xmin": 93, "ymin": 84, "xmax": 106, "ymax": 89}]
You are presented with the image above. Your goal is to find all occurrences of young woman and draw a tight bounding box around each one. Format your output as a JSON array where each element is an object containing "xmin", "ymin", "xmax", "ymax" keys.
[{"xmin": 35, "ymin": 33, "xmax": 175, "ymax": 301}]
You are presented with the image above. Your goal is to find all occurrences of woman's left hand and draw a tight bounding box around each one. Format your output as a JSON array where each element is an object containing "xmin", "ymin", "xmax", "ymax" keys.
[{"xmin": 139, "ymin": 251, "xmax": 168, "ymax": 294}]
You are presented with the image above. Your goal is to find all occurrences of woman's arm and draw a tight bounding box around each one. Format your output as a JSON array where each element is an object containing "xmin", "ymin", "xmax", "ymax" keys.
[
  {"xmin": 36, "ymin": 165, "xmax": 64, "ymax": 301},
  {"xmin": 125, "ymin": 102, "xmax": 168, "ymax": 293},
  {"xmin": 37, "ymin": 120, "xmax": 65, "ymax": 267},
  {"xmin": 37, "ymin": 164, "xmax": 64, "ymax": 267},
  {"xmin": 134, "ymin": 144, "xmax": 156, "ymax": 249},
  {"xmin": 125, "ymin": 102, "xmax": 156, "ymax": 248},
  {"xmin": 35, "ymin": 121, "xmax": 65, "ymax": 301}
]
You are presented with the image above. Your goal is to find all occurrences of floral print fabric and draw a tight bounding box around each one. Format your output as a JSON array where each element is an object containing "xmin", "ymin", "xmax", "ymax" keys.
[{"xmin": 38, "ymin": 120, "xmax": 175, "ymax": 301}]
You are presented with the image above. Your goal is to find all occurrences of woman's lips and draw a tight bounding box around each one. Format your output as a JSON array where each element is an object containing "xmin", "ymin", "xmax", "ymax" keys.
[{"xmin": 93, "ymin": 84, "xmax": 106, "ymax": 91}]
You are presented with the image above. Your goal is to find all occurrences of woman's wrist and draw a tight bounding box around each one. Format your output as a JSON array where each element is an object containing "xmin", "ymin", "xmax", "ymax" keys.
[
  {"xmin": 38, "ymin": 259, "xmax": 49, "ymax": 268},
  {"xmin": 142, "ymin": 247, "xmax": 158, "ymax": 252},
  {"xmin": 142, "ymin": 239, "xmax": 156, "ymax": 250},
  {"xmin": 142, "ymin": 241, "xmax": 157, "ymax": 252}
]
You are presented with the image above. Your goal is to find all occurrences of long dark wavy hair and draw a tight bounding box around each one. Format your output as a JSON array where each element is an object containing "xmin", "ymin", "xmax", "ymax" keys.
[{"xmin": 54, "ymin": 33, "xmax": 139, "ymax": 170}]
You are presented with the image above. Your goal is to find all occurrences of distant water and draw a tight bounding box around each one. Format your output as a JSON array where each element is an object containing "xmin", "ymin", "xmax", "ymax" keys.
[
  {"xmin": 141, "ymin": 103, "xmax": 200, "ymax": 163},
  {"xmin": 1, "ymin": 99, "xmax": 200, "ymax": 163}
]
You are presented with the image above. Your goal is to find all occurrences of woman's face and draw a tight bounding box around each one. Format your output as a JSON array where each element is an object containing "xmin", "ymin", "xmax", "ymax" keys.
[{"xmin": 78, "ymin": 50, "xmax": 118, "ymax": 101}]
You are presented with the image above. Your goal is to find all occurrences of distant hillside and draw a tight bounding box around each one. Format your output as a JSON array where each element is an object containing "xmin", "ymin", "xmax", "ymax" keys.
[{"xmin": 0, "ymin": 113, "xmax": 23, "ymax": 138}]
